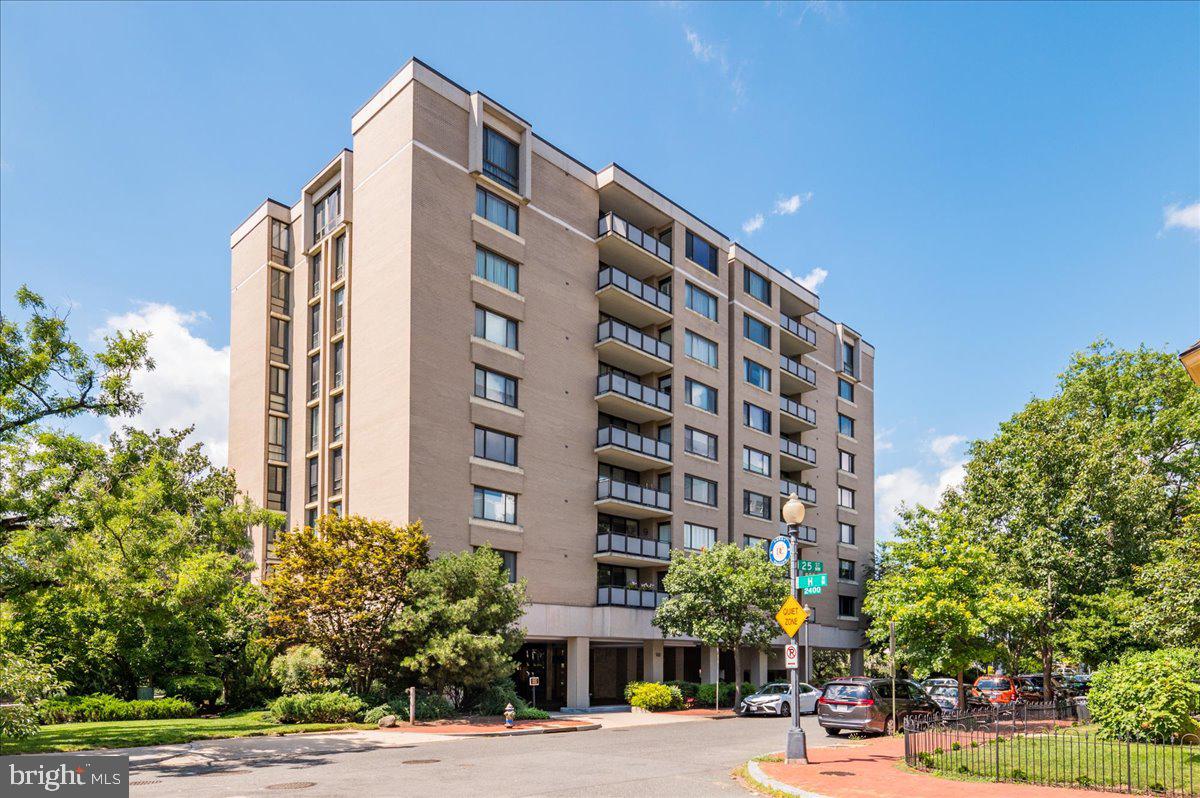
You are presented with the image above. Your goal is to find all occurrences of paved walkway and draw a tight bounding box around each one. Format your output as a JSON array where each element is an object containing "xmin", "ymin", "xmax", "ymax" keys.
[{"xmin": 754, "ymin": 735, "xmax": 1112, "ymax": 798}]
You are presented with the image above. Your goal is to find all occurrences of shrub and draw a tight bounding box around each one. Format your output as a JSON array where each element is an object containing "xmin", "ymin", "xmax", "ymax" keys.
[
  {"xmin": 665, "ymin": 680, "xmax": 699, "ymax": 699},
  {"xmin": 472, "ymin": 682, "xmax": 522, "ymax": 716},
  {"xmin": 37, "ymin": 695, "xmax": 196, "ymax": 724},
  {"xmin": 629, "ymin": 682, "xmax": 684, "ymax": 711},
  {"xmin": 163, "ymin": 675, "xmax": 223, "ymax": 707},
  {"xmin": 270, "ymin": 645, "xmax": 329, "ymax": 695},
  {"xmin": 694, "ymin": 682, "xmax": 755, "ymax": 708},
  {"xmin": 268, "ymin": 691, "xmax": 365, "ymax": 724},
  {"xmin": 622, "ymin": 681, "xmax": 647, "ymax": 703},
  {"xmin": 363, "ymin": 704, "xmax": 392, "ymax": 725},
  {"xmin": 1088, "ymin": 648, "xmax": 1200, "ymax": 741},
  {"xmin": 515, "ymin": 706, "xmax": 551, "ymax": 720},
  {"xmin": 0, "ymin": 652, "xmax": 64, "ymax": 739},
  {"xmin": 414, "ymin": 694, "xmax": 454, "ymax": 720}
]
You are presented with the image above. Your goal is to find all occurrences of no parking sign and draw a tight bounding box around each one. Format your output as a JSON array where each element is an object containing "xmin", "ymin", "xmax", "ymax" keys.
[{"xmin": 785, "ymin": 643, "xmax": 800, "ymax": 670}]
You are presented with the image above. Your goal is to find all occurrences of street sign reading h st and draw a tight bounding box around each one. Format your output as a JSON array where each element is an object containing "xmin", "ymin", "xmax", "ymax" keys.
[
  {"xmin": 802, "ymin": 586, "xmax": 822, "ymax": 595},
  {"xmin": 795, "ymin": 574, "xmax": 828, "ymax": 590}
]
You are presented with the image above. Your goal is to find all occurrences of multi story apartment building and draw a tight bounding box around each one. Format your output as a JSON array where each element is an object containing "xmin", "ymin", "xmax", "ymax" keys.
[{"xmin": 229, "ymin": 58, "xmax": 875, "ymax": 709}]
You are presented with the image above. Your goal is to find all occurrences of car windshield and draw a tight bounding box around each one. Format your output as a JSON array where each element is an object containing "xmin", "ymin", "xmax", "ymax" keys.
[
  {"xmin": 824, "ymin": 684, "xmax": 870, "ymax": 701},
  {"xmin": 930, "ymin": 687, "xmax": 957, "ymax": 697},
  {"xmin": 760, "ymin": 685, "xmax": 787, "ymax": 695},
  {"xmin": 977, "ymin": 679, "xmax": 1010, "ymax": 690}
]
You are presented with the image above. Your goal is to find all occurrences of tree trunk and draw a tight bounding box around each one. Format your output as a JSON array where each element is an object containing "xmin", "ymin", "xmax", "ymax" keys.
[
  {"xmin": 733, "ymin": 647, "xmax": 742, "ymax": 706},
  {"xmin": 1042, "ymin": 639, "xmax": 1053, "ymax": 702},
  {"xmin": 958, "ymin": 668, "xmax": 966, "ymax": 712}
]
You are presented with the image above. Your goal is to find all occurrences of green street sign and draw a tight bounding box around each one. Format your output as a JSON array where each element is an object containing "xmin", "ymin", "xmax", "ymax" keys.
[
  {"xmin": 802, "ymin": 586, "xmax": 823, "ymax": 595},
  {"xmin": 798, "ymin": 560, "xmax": 824, "ymax": 574},
  {"xmin": 796, "ymin": 574, "xmax": 828, "ymax": 590}
]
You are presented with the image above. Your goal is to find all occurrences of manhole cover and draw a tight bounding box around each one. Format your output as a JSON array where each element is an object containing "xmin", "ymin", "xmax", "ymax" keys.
[
  {"xmin": 129, "ymin": 780, "xmax": 162, "ymax": 786},
  {"xmin": 266, "ymin": 782, "xmax": 317, "ymax": 790},
  {"xmin": 820, "ymin": 771, "xmax": 855, "ymax": 777},
  {"xmin": 402, "ymin": 759, "xmax": 440, "ymax": 765}
]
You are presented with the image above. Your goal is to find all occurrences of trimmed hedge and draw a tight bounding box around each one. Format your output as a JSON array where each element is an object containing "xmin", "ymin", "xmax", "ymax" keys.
[
  {"xmin": 1088, "ymin": 648, "xmax": 1200, "ymax": 742},
  {"xmin": 37, "ymin": 695, "xmax": 197, "ymax": 724},
  {"xmin": 268, "ymin": 691, "xmax": 366, "ymax": 724},
  {"xmin": 665, "ymin": 680, "xmax": 700, "ymax": 700},
  {"xmin": 695, "ymin": 682, "xmax": 756, "ymax": 708},
  {"xmin": 163, "ymin": 675, "xmax": 223, "ymax": 707},
  {"xmin": 628, "ymin": 682, "xmax": 684, "ymax": 711},
  {"xmin": 515, "ymin": 706, "xmax": 551, "ymax": 720}
]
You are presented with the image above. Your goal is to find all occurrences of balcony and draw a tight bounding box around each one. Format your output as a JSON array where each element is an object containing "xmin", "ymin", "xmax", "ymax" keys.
[
  {"xmin": 780, "ymin": 437, "xmax": 817, "ymax": 470},
  {"xmin": 596, "ymin": 531, "xmax": 671, "ymax": 566},
  {"xmin": 597, "ymin": 265, "xmax": 672, "ymax": 327},
  {"xmin": 780, "ymin": 354, "xmax": 817, "ymax": 393},
  {"xmin": 779, "ymin": 522, "xmax": 819, "ymax": 546},
  {"xmin": 779, "ymin": 395, "xmax": 817, "ymax": 433},
  {"xmin": 597, "ymin": 585, "xmax": 668, "ymax": 609},
  {"xmin": 596, "ymin": 318, "xmax": 672, "ymax": 375},
  {"xmin": 596, "ymin": 426, "xmax": 671, "ymax": 470},
  {"xmin": 780, "ymin": 314, "xmax": 817, "ymax": 356},
  {"xmin": 595, "ymin": 478, "xmax": 672, "ymax": 519},
  {"xmin": 596, "ymin": 212, "xmax": 673, "ymax": 280},
  {"xmin": 780, "ymin": 479, "xmax": 817, "ymax": 505},
  {"xmin": 595, "ymin": 373, "xmax": 672, "ymax": 423}
]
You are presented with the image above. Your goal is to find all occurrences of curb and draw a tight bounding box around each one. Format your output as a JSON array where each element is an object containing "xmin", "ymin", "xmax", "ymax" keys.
[
  {"xmin": 445, "ymin": 722, "xmax": 601, "ymax": 738},
  {"xmin": 744, "ymin": 759, "xmax": 833, "ymax": 798}
]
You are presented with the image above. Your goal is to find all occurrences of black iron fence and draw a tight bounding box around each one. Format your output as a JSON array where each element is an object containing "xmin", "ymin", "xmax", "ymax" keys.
[{"xmin": 904, "ymin": 702, "xmax": 1199, "ymax": 796}]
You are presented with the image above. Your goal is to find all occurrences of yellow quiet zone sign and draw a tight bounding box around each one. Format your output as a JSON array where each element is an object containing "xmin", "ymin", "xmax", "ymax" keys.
[{"xmin": 775, "ymin": 596, "xmax": 808, "ymax": 637}]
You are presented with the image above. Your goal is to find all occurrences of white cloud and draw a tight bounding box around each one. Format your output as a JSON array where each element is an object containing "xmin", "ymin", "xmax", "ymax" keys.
[
  {"xmin": 682, "ymin": 26, "xmax": 746, "ymax": 108},
  {"xmin": 929, "ymin": 433, "xmax": 966, "ymax": 464},
  {"xmin": 96, "ymin": 303, "xmax": 230, "ymax": 464},
  {"xmin": 774, "ymin": 192, "xmax": 813, "ymax": 215},
  {"xmin": 1163, "ymin": 201, "xmax": 1200, "ymax": 232},
  {"xmin": 795, "ymin": 267, "xmax": 828, "ymax": 291},
  {"xmin": 684, "ymin": 26, "xmax": 716, "ymax": 62},
  {"xmin": 742, "ymin": 213, "xmax": 765, "ymax": 234},
  {"xmin": 874, "ymin": 432, "xmax": 969, "ymax": 541},
  {"xmin": 875, "ymin": 428, "xmax": 895, "ymax": 452}
]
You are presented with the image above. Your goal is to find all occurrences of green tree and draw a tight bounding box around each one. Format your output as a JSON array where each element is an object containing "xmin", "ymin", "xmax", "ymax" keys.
[
  {"xmin": 1134, "ymin": 492, "xmax": 1200, "ymax": 648},
  {"xmin": 265, "ymin": 516, "xmax": 430, "ymax": 695},
  {"xmin": 652, "ymin": 543, "xmax": 788, "ymax": 706},
  {"xmin": 395, "ymin": 547, "xmax": 527, "ymax": 707},
  {"xmin": 0, "ymin": 649, "xmax": 65, "ymax": 742},
  {"xmin": 0, "ymin": 285, "xmax": 152, "ymax": 441},
  {"xmin": 863, "ymin": 503, "xmax": 1042, "ymax": 709}
]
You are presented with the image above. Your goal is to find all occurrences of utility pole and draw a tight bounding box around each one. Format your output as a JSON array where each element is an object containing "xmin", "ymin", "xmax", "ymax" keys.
[
  {"xmin": 890, "ymin": 621, "xmax": 897, "ymax": 734},
  {"xmin": 782, "ymin": 493, "xmax": 809, "ymax": 764}
]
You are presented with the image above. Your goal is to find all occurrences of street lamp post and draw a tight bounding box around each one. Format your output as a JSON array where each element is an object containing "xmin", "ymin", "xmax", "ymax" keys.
[{"xmin": 782, "ymin": 492, "xmax": 808, "ymax": 764}]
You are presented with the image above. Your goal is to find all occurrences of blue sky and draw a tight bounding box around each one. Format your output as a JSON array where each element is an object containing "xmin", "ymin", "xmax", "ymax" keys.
[{"xmin": 2, "ymin": 1, "xmax": 1198, "ymax": 539}]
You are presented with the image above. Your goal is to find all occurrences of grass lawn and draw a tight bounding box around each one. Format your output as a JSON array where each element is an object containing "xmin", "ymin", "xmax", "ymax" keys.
[
  {"xmin": 0, "ymin": 710, "xmax": 374, "ymax": 755},
  {"xmin": 918, "ymin": 727, "xmax": 1200, "ymax": 794}
]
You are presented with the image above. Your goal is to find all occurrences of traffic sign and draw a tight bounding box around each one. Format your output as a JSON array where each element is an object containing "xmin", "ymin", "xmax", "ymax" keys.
[
  {"xmin": 802, "ymin": 586, "xmax": 822, "ymax": 595},
  {"xmin": 775, "ymin": 596, "xmax": 808, "ymax": 637},
  {"xmin": 798, "ymin": 560, "xmax": 824, "ymax": 574},
  {"xmin": 784, "ymin": 643, "xmax": 800, "ymax": 670},
  {"xmin": 795, "ymin": 574, "xmax": 828, "ymax": 590},
  {"xmin": 768, "ymin": 536, "xmax": 791, "ymax": 566}
]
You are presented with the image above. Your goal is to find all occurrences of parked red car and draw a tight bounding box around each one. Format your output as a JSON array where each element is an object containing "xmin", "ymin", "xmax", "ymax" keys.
[{"xmin": 972, "ymin": 675, "xmax": 1019, "ymax": 704}]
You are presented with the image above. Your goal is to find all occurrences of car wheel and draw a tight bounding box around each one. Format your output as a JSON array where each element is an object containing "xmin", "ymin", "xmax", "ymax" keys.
[
  {"xmin": 779, "ymin": 702, "xmax": 790, "ymax": 717},
  {"xmin": 824, "ymin": 727, "xmax": 840, "ymax": 737}
]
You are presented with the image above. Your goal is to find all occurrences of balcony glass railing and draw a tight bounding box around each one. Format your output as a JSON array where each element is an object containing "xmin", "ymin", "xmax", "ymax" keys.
[
  {"xmin": 598, "ymin": 266, "xmax": 672, "ymax": 313},
  {"xmin": 780, "ymin": 315, "xmax": 817, "ymax": 346},
  {"xmin": 596, "ymin": 478, "xmax": 671, "ymax": 511},
  {"xmin": 598, "ymin": 318, "xmax": 672, "ymax": 362},
  {"xmin": 596, "ymin": 531, "xmax": 670, "ymax": 561},
  {"xmin": 780, "ymin": 479, "xmax": 817, "ymax": 504},
  {"xmin": 779, "ymin": 396, "xmax": 816, "ymax": 426},
  {"xmin": 597, "ymin": 212, "xmax": 672, "ymax": 263},
  {"xmin": 780, "ymin": 355, "xmax": 817, "ymax": 386},
  {"xmin": 597, "ymin": 426, "xmax": 671, "ymax": 461},
  {"xmin": 780, "ymin": 438, "xmax": 817, "ymax": 465},
  {"xmin": 596, "ymin": 373, "xmax": 672, "ymax": 413},
  {"xmin": 597, "ymin": 586, "xmax": 669, "ymax": 609}
]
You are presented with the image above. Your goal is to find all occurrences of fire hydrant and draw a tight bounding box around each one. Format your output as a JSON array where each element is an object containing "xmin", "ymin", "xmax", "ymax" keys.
[{"xmin": 503, "ymin": 703, "xmax": 516, "ymax": 729}]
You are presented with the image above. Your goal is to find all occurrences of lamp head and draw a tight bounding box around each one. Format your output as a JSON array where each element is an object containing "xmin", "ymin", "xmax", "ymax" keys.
[{"xmin": 782, "ymin": 492, "xmax": 806, "ymax": 525}]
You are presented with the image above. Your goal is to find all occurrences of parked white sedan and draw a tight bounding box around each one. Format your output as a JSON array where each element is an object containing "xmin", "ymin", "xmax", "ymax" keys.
[{"xmin": 736, "ymin": 682, "xmax": 821, "ymax": 716}]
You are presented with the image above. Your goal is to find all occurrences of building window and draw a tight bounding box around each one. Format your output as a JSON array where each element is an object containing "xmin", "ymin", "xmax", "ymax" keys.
[
  {"xmin": 684, "ymin": 331, "xmax": 718, "ymax": 367},
  {"xmin": 744, "ymin": 535, "xmax": 768, "ymax": 550},
  {"xmin": 307, "ymin": 457, "xmax": 319, "ymax": 503},
  {"xmin": 309, "ymin": 304, "xmax": 320, "ymax": 351},
  {"xmin": 268, "ymin": 415, "xmax": 288, "ymax": 460},
  {"xmin": 685, "ymin": 282, "xmax": 718, "ymax": 320},
  {"xmin": 266, "ymin": 464, "xmax": 287, "ymax": 511},
  {"xmin": 684, "ymin": 378, "xmax": 717, "ymax": 413},
  {"xmin": 269, "ymin": 366, "xmax": 288, "ymax": 412},
  {"xmin": 474, "ymin": 426, "xmax": 518, "ymax": 466},
  {"xmin": 474, "ymin": 366, "xmax": 518, "ymax": 407},
  {"xmin": 744, "ymin": 358, "xmax": 771, "ymax": 391},
  {"xmin": 269, "ymin": 317, "xmax": 290, "ymax": 362},
  {"xmin": 310, "ymin": 250, "xmax": 322, "ymax": 297},
  {"xmin": 598, "ymin": 513, "xmax": 640, "ymax": 537},
  {"xmin": 743, "ymin": 315, "xmax": 771, "ymax": 348},
  {"xmin": 305, "ymin": 507, "xmax": 317, "ymax": 529},
  {"xmin": 476, "ymin": 186, "xmax": 518, "ymax": 234},
  {"xmin": 270, "ymin": 268, "xmax": 290, "ymax": 313},
  {"xmin": 330, "ymin": 448, "xmax": 343, "ymax": 495},
  {"xmin": 476, "ymin": 247, "xmax": 519, "ymax": 292},
  {"xmin": 743, "ymin": 401, "xmax": 771, "ymax": 434},
  {"xmin": 742, "ymin": 446, "xmax": 771, "ymax": 477},
  {"xmin": 333, "ymin": 235, "xmax": 346, "ymax": 282},
  {"xmin": 332, "ymin": 288, "xmax": 345, "ymax": 335},
  {"xmin": 313, "ymin": 185, "xmax": 341, "ymax": 240},
  {"xmin": 473, "ymin": 486, "xmax": 517, "ymax": 524},
  {"xmin": 598, "ymin": 563, "xmax": 638, "ymax": 589},
  {"xmin": 743, "ymin": 490, "xmax": 771, "ymax": 519},
  {"xmin": 482, "ymin": 126, "xmax": 520, "ymax": 190},
  {"xmin": 838, "ymin": 413, "xmax": 855, "ymax": 438},
  {"xmin": 744, "ymin": 268, "xmax": 771, "ymax": 306},
  {"xmin": 684, "ymin": 474, "xmax": 718, "ymax": 506},
  {"xmin": 838, "ymin": 559, "xmax": 856, "ymax": 582},
  {"xmin": 838, "ymin": 487, "xmax": 856, "ymax": 510},
  {"xmin": 685, "ymin": 231, "xmax": 719, "ymax": 274},
  {"xmin": 331, "ymin": 341, "xmax": 344, "ymax": 389},
  {"xmin": 475, "ymin": 306, "xmax": 518, "ymax": 350},
  {"xmin": 684, "ymin": 426, "xmax": 718, "ymax": 460},
  {"xmin": 839, "ymin": 449, "xmax": 855, "ymax": 474},
  {"xmin": 839, "ymin": 522, "xmax": 856, "ymax": 545},
  {"xmin": 684, "ymin": 522, "xmax": 717, "ymax": 550},
  {"xmin": 838, "ymin": 378, "xmax": 854, "ymax": 402},
  {"xmin": 838, "ymin": 595, "xmax": 857, "ymax": 618},
  {"xmin": 309, "ymin": 355, "xmax": 320, "ymax": 400},
  {"xmin": 328, "ymin": 501, "xmax": 342, "ymax": 518},
  {"xmin": 307, "ymin": 405, "xmax": 319, "ymax": 452},
  {"xmin": 494, "ymin": 549, "xmax": 518, "ymax": 583},
  {"xmin": 842, "ymin": 341, "xmax": 856, "ymax": 377},
  {"xmin": 271, "ymin": 219, "xmax": 290, "ymax": 256},
  {"xmin": 331, "ymin": 395, "xmax": 344, "ymax": 443}
]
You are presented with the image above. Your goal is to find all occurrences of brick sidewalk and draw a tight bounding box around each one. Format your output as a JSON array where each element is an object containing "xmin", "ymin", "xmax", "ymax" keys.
[{"xmin": 754, "ymin": 735, "xmax": 1112, "ymax": 798}]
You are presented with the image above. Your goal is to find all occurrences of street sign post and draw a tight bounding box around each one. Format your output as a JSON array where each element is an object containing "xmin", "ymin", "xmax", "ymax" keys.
[
  {"xmin": 784, "ymin": 643, "xmax": 800, "ymax": 670},
  {"xmin": 768, "ymin": 536, "xmax": 791, "ymax": 566},
  {"xmin": 795, "ymin": 574, "xmax": 828, "ymax": 590},
  {"xmin": 782, "ymin": 492, "xmax": 810, "ymax": 764},
  {"xmin": 530, "ymin": 676, "xmax": 540, "ymax": 709},
  {"xmin": 798, "ymin": 560, "xmax": 824, "ymax": 574}
]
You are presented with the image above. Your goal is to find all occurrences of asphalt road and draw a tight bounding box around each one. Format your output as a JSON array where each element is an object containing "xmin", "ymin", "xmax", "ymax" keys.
[{"xmin": 121, "ymin": 713, "xmax": 842, "ymax": 797}]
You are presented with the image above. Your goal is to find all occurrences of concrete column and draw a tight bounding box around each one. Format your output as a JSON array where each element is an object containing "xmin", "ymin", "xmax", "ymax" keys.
[
  {"xmin": 751, "ymin": 649, "xmax": 769, "ymax": 687},
  {"xmin": 674, "ymin": 647, "xmax": 685, "ymax": 680},
  {"xmin": 850, "ymin": 648, "xmax": 864, "ymax": 676},
  {"xmin": 643, "ymin": 640, "xmax": 664, "ymax": 682},
  {"xmin": 566, "ymin": 637, "xmax": 590, "ymax": 709},
  {"xmin": 700, "ymin": 646, "xmax": 720, "ymax": 684}
]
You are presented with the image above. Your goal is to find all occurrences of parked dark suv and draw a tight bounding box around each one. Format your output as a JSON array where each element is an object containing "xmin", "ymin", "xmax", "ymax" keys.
[{"xmin": 817, "ymin": 678, "xmax": 940, "ymax": 736}]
